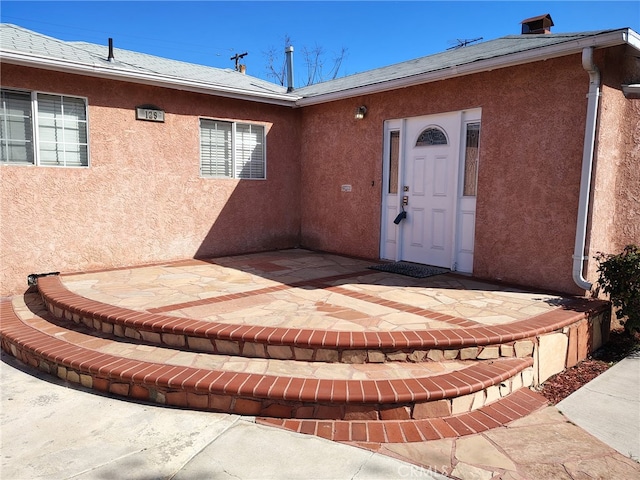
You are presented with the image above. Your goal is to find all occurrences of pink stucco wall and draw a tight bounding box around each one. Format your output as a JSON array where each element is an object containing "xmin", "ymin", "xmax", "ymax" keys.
[
  {"xmin": 2, "ymin": 47, "xmax": 637, "ymax": 297},
  {"xmin": 298, "ymin": 54, "xmax": 609, "ymax": 295},
  {"xmin": 0, "ymin": 65, "xmax": 301, "ymax": 295},
  {"xmin": 586, "ymin": 46, "xmax": 640, "ymax": 284}
]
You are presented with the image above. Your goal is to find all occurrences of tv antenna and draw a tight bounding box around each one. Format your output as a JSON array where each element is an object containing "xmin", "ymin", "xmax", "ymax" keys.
[
  {"xmin": 447, "ymin": 37, "xmax": 483, "ymax": 50},
  {"xmin": 230, "ymin": 52, "xmax": 248, "ymax": 71}
]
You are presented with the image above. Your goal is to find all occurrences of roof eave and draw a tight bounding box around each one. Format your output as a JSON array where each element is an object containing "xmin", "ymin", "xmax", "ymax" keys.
[
  {"xmin": 296, "ymin": 29, "xmax": 639, "ymax": 106},
  {"xmin": 0, "ymin": 51, "xmax": 301, "ymax": 107}
]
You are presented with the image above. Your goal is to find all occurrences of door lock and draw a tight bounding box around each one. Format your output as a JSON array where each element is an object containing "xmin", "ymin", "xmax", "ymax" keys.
[
  {"xmin": 402, "ymin": 196, "xmax": 409, "ymax": 206},
  {"xmin": 403, "ymin": 186, "xmax": 410, "ymax": 192}
]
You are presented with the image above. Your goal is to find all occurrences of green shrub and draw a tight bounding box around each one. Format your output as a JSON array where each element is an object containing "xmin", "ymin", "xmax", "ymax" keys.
[{"xmin": 595, "ymin": 244, "xmax": 640, "ymax": 334}]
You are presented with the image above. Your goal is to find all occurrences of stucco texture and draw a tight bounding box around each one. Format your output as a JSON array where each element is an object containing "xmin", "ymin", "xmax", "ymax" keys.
[
  {"xmin": 586, "ymin": 46, "xmax": 640, "ymax": 286},
  {"xmin": 0, "ymin": 65, "xmax": 301, "ymax": 295},
  {"xmin": 299, "ymin": 55, "xmax": 591, "ymax": 294},
  {"xmin": 2, "ymin": 47, "xmax": 637, "ymax": 297}
]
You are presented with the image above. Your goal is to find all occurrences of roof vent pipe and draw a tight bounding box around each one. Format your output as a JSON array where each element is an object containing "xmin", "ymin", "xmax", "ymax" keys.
[
  {"xmin": 107, "ymin": 38, "xmax": 115, "ymax": 62},
  {"xmin": 285, "ymin": 45, "xmax": 294, "ymax": 92}
]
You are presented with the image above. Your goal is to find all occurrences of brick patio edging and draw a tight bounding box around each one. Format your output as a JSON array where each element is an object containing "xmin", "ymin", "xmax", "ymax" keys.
[
  {"xmin": 37, "ymin": 275, "xmax": 610, "ymax": 374},
  {"xmin": 256, "ymin": 388, "xmax": 548, "ymax": 443},
  {"xmin": 1, "ymin": 299, "xmax": 534, "ymax": 420}
]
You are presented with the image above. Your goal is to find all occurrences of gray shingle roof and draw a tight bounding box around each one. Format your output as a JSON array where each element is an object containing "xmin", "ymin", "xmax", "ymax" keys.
[
  {"xmin": 0, "ymin": 24, "xmax": 290, "ymax": 98},
  {"xmin": 293, "ymin": 30, "xmax": 624, "ymax": 97},
  {"xmin": 1, "ymin": 23, "xmax": 636, "ymax": 104}
]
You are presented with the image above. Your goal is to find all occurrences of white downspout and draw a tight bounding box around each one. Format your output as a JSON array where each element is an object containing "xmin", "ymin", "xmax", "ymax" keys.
[{"xmin": 572, "ymin": 47, "xmax": 601, "ymax": 292}]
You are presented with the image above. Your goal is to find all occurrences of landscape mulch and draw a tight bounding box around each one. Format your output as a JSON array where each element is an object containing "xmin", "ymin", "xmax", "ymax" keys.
[{"xmin": 537, "ymin": 329, "xmax": 640, "ymax": 405}]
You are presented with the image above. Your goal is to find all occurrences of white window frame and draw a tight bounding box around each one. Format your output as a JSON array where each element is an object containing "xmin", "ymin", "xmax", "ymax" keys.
[
  {"xmin": 0, "ymin": 88, "xmax": 90, "ymax": 168},
  {"xmin": 199, "ymin": 118, "xmax": 266, "ymax": 180}
]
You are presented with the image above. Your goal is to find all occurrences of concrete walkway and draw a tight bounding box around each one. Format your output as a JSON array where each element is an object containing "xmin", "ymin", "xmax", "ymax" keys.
[
  {"xmin": 0, "ymin": 353, "xmax": 446, "ymax": 480},
  {"xmin": 1, "ymin": 248, "xmax": 638, "ymax": 479},
  {"xmin": 3, "ymin": 351, "xmax": 639, "ymax": 479},
  {"xmin": 557, "ymin": 349, "xmax": 640, "ymax": 461}
]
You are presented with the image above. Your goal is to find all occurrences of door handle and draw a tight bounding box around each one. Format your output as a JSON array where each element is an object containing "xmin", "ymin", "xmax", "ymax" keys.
[
  {"xmin": 402, "ymin": 196, "xmax": 409, "ymax": 206},
  {"xmin": 393, "ymin": 211, "xmax": 407, "ymax": 224}
]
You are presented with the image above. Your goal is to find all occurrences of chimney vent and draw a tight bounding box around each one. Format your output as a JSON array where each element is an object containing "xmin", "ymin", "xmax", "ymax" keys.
[
  {"xmin": 107, "ymin": 38, "xmax": 115, "ymax": 62},
  {"xmin": 285, "ymin": 45, "xmax": 294, "ymax": 92},
  {"xmin": 521, "ymin": 13, "xmax": 554, "ymax": 34}
]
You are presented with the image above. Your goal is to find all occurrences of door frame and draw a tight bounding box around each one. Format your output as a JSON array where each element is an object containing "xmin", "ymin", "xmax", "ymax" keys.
[{"xmin": 380, "ymin": 108, "xmax": 481, "ymax": 272}]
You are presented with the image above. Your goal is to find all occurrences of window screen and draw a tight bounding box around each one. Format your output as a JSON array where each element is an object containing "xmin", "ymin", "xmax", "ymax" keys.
[
  {"xmin": 200, "ymin": 119, "xmax": 232, "ymax": 177},
  {"xmin": 1, "ymin": 90, "xmax": 34, "ymax": 164},
  {"xmin": 37, "ymin": 94, "xmax": 88, "ymax": 167},
  {"xmin": 200, "ymin": 119, "xmax": 265, "ymax": 179}
]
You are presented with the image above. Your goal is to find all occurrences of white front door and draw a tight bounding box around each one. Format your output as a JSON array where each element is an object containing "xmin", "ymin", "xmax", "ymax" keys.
[
  {"xmin": 401, "ymin": 113, "xmax": 460, "ymax": 267},
  {"xmin": 380, "ymin": 110, "xmax": 480, "ymax": 272}
]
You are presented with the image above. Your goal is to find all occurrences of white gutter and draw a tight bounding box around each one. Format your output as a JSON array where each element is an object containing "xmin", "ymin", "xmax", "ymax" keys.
[
  {"xmin": 622, "ymin": 84, "xmax": 640, "ymax": 98},
  {"xmin": 296, "ymin": 29, "xmax": 634, "ymax": 106},
  {"xmin": 2, "ymin": 29, "xmax": 637, "ymax": 108},
  {"xmin": 0, "ymin": 51, "xmax": 301, "ymax": 107},
  {"xmin": 572, "ymin": 47, "xmax": 601, "ymax": 292}
]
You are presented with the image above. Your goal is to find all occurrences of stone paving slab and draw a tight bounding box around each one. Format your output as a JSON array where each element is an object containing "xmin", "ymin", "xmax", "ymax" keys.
[
  {"xmin": 2, "ymin": 248, "xmax": 635, "ymax": 479},
  {"xmin": 4, "ymin": 347, "xmax": 638, "ymax": 480},
  {"xmin": 374, "ymin": 406, "xmax": 640, "ymax": 478},
  {"xmin": 60, "ymin": 249, "xmax": 571, "ymax": 331},
  {"xmin": 1, "ymin": 298, "xmax": 535, "ymax": 420},
  {"xmin": 13, "ymin": 292, "xmax": 473, "ymax": 380}
]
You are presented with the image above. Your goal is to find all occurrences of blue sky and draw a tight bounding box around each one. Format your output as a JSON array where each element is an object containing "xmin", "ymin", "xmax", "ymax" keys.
[{"xmin": 2, "ymin": 1, "xmax": 638, "ymax": 86}]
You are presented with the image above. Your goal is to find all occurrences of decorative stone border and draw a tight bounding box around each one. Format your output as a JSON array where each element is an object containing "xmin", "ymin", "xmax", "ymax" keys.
[{"xmin": 38, "ymin": 275, "xmax": 610, "ymax": 373}]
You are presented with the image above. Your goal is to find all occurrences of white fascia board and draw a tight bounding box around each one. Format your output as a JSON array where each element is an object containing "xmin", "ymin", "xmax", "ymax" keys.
[
  {"xmin": 623, "ymin": 29, "xmax": 640, "ymax": 51},
  {"xmin": 296, "ymin": 29, "xmax": 636, "ymax": 106},
  {"xmin": 0, "ymin": 51, "xmax": 301, "ymax": 107}
]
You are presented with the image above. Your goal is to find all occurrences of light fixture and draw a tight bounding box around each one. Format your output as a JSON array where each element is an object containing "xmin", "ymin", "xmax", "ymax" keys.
[{"xmin": 354, "ymin": 105, "xmax": 367, "ymax": 120}]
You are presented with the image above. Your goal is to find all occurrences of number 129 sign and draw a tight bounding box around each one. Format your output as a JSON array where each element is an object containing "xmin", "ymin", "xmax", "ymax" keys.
[{"xmin": 136, "ymin": 107, "xmax": 165, "ymax": 123}]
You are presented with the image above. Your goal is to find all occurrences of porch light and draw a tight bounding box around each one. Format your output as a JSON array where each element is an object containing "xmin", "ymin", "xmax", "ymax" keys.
[{"xmin": 355, "ymin": 105, "xmax": 367, "ymax": 119}]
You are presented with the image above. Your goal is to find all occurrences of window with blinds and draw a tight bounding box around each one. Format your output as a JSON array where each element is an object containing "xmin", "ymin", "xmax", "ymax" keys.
[
  {"xmin": 200, "ymin": 119, "xmax": 265, "ymax": 179},
  {"xmin": 37, "ymin": 94, "xmax": 88, "ymax": 167},
  {"xmin": 0, "ymin": 89, "xmax": 88, "ymax": 167},
  {"xmin": 1, "ymin": 90, "xmax": 34, "ymax": 164},
  {"xmin": 200, "ymin": 120, "xmax": 232, "ymax": 177}
]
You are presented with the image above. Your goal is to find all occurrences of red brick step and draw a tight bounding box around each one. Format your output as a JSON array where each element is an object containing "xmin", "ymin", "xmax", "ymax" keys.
[
  {"xmin": 257, "ymin": 388, "xmax": 548, "ymax": 443},
  {"xmin": 37, "ymin": 275, "xmax": 606, "ymax": 363},
  {"xmin": 0, "ymin": 299, "xmax": 533, "ymax": 420}
]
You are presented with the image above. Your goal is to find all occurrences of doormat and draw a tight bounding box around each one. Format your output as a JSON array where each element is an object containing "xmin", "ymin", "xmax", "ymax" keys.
[{"xmin": 368, "ymin": 261, "xmax": 449, "ymax": 278}]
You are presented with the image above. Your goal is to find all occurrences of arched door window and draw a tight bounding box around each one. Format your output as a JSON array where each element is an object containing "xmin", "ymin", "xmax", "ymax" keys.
[{"xmin": 415, "ymin": 127, "xmax": 448, "ymax": 146}]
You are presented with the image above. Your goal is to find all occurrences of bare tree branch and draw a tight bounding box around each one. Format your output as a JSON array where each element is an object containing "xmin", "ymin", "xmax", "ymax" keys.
[
  {"xmin": 264, "ymin": 36, "xmax": 347, "ymax": 87},
  {"xmin": 263, "ymin": 34, "xmax": 291, "ymax": 86}
]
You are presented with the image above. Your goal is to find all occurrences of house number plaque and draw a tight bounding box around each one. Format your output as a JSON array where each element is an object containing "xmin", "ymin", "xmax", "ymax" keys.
[{"xmin": 135, "ymin": 105, "xmax": 165, "ymax": 123}]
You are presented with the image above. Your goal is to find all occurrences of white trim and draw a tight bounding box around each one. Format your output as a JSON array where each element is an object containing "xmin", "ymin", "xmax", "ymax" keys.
[
  {"xmin": 380, "ymin": 119, "xmax": 403, "ymax": 261},
  {"xmin": 199, "ymin": 117, "xmax": 267, "ymax": 180},
  {"xmin": 0, "ymin": 52, "xmax": 300, "ymax": 107},
  {"xmin": 296, "ymin": 30, "xmax": 636, "ymax": 106},
  {"xmin": 0, "ymin": 87, "xmax": 90, "ymax": 168},
  {"xmin": 622, "ymin": 84, "xmax": 640, "ymax": 98},
  {"xmin": 454, "ymin": 109, "xmax": 482, "ymax": 273},
  {"xmin": 2, "ymin": 29, "xmax": 636, "ymax": 109},
  {"xmin": 623, "ymin": 28, "xmax": 640, "ymax": 51}
]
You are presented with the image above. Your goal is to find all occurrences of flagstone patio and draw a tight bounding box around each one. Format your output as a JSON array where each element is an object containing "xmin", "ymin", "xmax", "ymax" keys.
[{"xmin": 0, "ymin": 249, "xmax": 610, "ymax": 442}]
